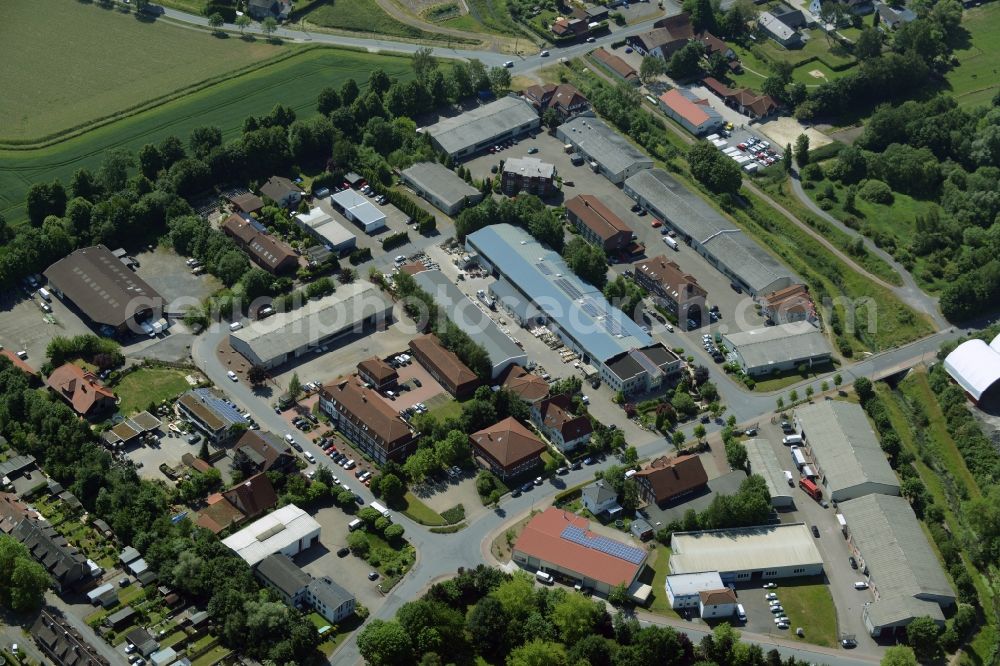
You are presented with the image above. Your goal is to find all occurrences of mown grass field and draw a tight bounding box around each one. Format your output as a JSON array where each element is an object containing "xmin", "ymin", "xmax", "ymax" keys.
[
  {"xmin": 758, "ymin": 30, "xmax": 856, "ymax": 68},
  {"xmin": 1, "ymin": 0, "xmax": 281, "ymax": 145},
  {"xmin": 0, "ymin": 47, "xmax": 417, "ymax": 221},
  {"xmin": 945, "ymin": 2, "xmax": 1000, "ymax": 108},
  {"xmin": 305, "ymin": 0, "xmax": 475, "ymax": 43},
  {"xmin": 112, "ymin": 367, "xmax": 191, "ymax": 415},
  {"xmin": 444, "ymin": 0, "xmax": 520, "ymax": 36}
]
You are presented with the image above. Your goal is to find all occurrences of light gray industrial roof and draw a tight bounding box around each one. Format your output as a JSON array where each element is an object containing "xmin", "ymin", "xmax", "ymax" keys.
[
  {"xmin": 230, "ymin": 282, "xmax": 390, "ymax": 364},
  {"xmin": 295, "ymin": 208, "xmax": 356, "ymax": 249},
  {"xmin": 467, "ymin": 224, "xmax": 652, "ymax": 363},
  {"xmin": 222, "ymin": 504, "xmax": 321, "ymax": 566},
  {"xmin": 503, "ymin": 156, "xmax": 555, "ymax": 179},
  {"xmin": 308, "ymin": 576, "xmax": 355, "ymax": 612},
  {"xmin": 413, "ymin": 269, "xmax": 526, "ymax": 375},
  {"xmin": 624, "ymin": 169, "xmax": 798, "ymax": 293},
  {"xmin": 795, "ymin": 401, "xmax": 899, "ymax": 496},
  {"xmin": 401, "ymin": 162, "xmax": 480, "ymax": 209},
  {"xmin": 840, "ymin": 494, "xmax": 954, "ymax": 626},
  {"xmin": 256, "ymin": 553, "xmax": 311, "ymax": 597},
  {"xmin": 743, "ymin": 439, "xmax": 793, "ymax": 503},
  {"xmin": 557, "ymin": 114, "xmax": 653, "ymax": 177},
  {"xmin": 490, "ymin": 278, "xmax": 544, "ymax": 323},
  {"xmin": 670, "ymin": 523, "xmax": 823, "ymax": 574},
  {"xmin": 724, "ymin": 321, "xmax": 831, "ymax": 371},
  {"xmin": 425, "ymin": 96, "xmax": 539, "ymax": 155},
  {"xmin": 331, "ymin": 190, "xmax": 385, "ymax": 229}
]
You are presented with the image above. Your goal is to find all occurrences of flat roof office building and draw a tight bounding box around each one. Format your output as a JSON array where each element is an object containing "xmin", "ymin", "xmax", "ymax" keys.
[
  {"xmin": 294, "ymin": 208, "xmax": 357, "ymax": 253},
  {"xmin": 624, "ymin": 169, "xmax": 798, "ymax": 297}
]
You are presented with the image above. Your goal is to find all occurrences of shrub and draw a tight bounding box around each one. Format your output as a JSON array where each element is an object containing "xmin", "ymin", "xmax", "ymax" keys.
[
  {"xmin": 349, "ymin": 247, "xmax": 373, "ymax": 265},
  {"xmin": 381, "ymin": 232, "xmax": 409, "ymax": 251},
  {"xmin": 858, "ymin": 179, "xmax": 894, "ymax": 204},
  {"xmin": 801, "ymin": 163, "xmax": 824, "ymax": 181}
]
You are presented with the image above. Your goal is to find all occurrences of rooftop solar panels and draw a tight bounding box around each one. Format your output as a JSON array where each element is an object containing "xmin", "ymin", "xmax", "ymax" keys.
[
  {"xmin": 537, "ymin": 262, "xmax": 553, "ymax": 275},
  {"xmin": 191, "ymin": 388, "xmax": 248, "ymax": 426},
  {"xmin": 555, "ymin": 277, "xmax": 584, "ymax": 301},
  {"xmin": 560, "ymin": 525, "xmax": 646, "ymax": 565}
]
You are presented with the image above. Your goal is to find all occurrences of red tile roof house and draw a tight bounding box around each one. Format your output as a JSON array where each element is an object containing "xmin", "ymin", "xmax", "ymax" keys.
[
  {"xmin": 409, "ymin": 334, "xmax": 481, "ymax": 399},
  {"xmin": 634, "ymin": 454, "xmax": 709, "ymax": 506},
  {"xmin": 633, "ymin": 255, "xmax": 708, "ymax": 332},
  {"xmin": 565, "ymin": 194, "xmax": 633, "ymax": 253},
  {"xmin": 592, "ymin": 49, "xmax": 640, "ymax": 85},
  {"xmin": 512, "ymin": 507, "xmax": 648, "ymax": 595},
  {"xmin": 357, "ymin": 357, "xmax": 398, "ymax": 392},
  {"xmin": 531, "ymin": 394, "xmax": 593, "ymax": 452},
  {"xmin": 221, "ymin": 214, "xmax": 299, "ymax": 275},
  {"xmin": 318, "ymin": 377, "xmax": 416, "ymax": 464},
  {"xmin": 470, "ymin": 417, "xmax": 547, "ymax": 480},
  {"xmin": 44, "ymin": 363, "xmax": 116, "ymax": 418},
  {"xmin": 522, "ymin": 83, "xmax": 590, "ymax": 119},
  {"xmin": 498, "ymin": 364, "xmax": 550, "ymax": 404}
]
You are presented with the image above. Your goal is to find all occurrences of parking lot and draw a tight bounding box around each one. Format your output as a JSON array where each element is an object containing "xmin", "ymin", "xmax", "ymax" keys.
[
  {"xmin": 134, "ymin": 246, "xmax": 221, "ymax": 311},
  {"xmin": 300, "ymin": 506, "xmax": 387, "ymax": 615},
  {"xmin": 0, "ymin": 288, "xmax": 93, "ymax": 367},
  {"xmin": 311, "ymin": 194, "xmax": 425, "ymax": 273}
]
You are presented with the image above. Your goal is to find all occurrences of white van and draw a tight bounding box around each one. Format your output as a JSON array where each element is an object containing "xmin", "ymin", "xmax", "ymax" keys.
[
  {"xmin": 664, "ymin": 236, "xmax": 679, "ymax": 251},
  {"xmin": 348, "ymin": 518, "xmax": 364, "ymax": 531},
  {"xmin": 535, "ymin": 570, "xmax": 554, "ymax": 585},
  {"xmin": 304, "ymin": 451, "xmax": 316, "ymax": 463},
  {"xmin": 229, "ymin": 321, "xmax": 243, "ymax": 332},
  {"xmin": 37, "ymin": 287, "xmax": 52, "ymax": 302},
  {"xmin": 783, "ymin": 470, "xmax": 794, "ymax": 486},
  {"xmin": 782, "ymin": 434, "xmax": 802, "ymax": 446},
  {"xmin": 736, "ymin": 603, "xmax": 747, "ymax": 622}
]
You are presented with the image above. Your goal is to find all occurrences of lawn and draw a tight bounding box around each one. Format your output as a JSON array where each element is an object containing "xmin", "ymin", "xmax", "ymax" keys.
[
  {"xmin": 770, "ymin": 577, "xmax": 838, "ymax": 647},
  {"xmin": 190, "ymin": 646, "xmax": 231, "ymax": 666},
  {"xmin": 443, "ymin": 0, "xmax": 521, "ymax": 36},
  {"xmin": 401, "ymin": 491, "xmax": 446, "ymax": 525},
  {"xmin": 425, "ymin": 394, "xmax": 463, "ymax": 421},
  {"xmin": 643, "ymin": 545, "xmax": 681, "ymax": 619},
  {"xmin": 757, "ymin": 31, "xmax": 856, "ymax": 69},
  {"xmin": 112, "ymin": 367, "xmax": 191, "ymax": 415},
  {"xmin": 304, "ymin": 0, "xmax": 476, "ymax": 44},
  {"xmin": 1, "ymin": 0, "xmax": 281, "ymax": 146},
  {"xmin": 945, "ymin": 2, "xmax": 1000, "ymax": 108},
  {"xmin": 0, "ymin": 46, "xmax": 418, "ymax": 222},
  {"xmin": 751, "ymin": 361, "xmax": 838, "ymax": 393}
]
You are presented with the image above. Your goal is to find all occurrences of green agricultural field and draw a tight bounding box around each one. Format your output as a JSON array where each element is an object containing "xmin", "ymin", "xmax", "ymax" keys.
[
  {"xmin": 0, "ymin": 47, "xmax": 417, "ymax": 221},
  {"xmin": 946, "ymin": 2, "xmax": 1000, "ymax": 108},
  {"xmin": 305, "ymin": 0, "xmax": 475, "ymax": 43},
  {"xmin": 1, "ymin": 0, "xmax": 280, "ymax": 145}
]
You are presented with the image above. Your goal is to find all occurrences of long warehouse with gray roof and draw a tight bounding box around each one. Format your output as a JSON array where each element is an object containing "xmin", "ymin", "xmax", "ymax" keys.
[
  {"xmin": 840, "ymin": 494, "xmax": 955, "ymax": 637},
  {"xmin": 412, "ymin": 269, "xmax": 526, "ymax": 378},
  {"xmin": 556, "ymin": 114, "xmax": 654, "ymax": 184},
  {"xmin": 624, "ymin": 169, "xmax": 799, "ymax": 296},
  {"xmin": 401, "ymin": 162, "xmax": 483, "ymax": 216},
  {"xmin": 794, "ymin": 400, "xmax": 899, "ymax": 501},
  {"xmin": 722, "ymin": 321, "xmax": 831, "ymax": 377},
  {"xmin": 229, "ymin": 282, "xmax": 391, "ymax": 369},
  {"xmin": 743, "ymin": 438, "xmax": 793, "ymax": 508},
  {"xmin": 424, "ymin": 96, "xmax": 540, "ymax": 159},
  {"xmin": 669, "ymin": 523, "xmax": 823, "ymax": 582}
]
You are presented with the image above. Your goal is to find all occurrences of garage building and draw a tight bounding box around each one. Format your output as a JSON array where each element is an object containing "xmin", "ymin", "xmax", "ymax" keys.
[
  {"xmin": 795, "ymin": 401, "xmax": 899, "ymax": 502},
  {"xmin": 658, "ymin": 89, "xmax": 724, "ymax": 136},
  {"xmin": 943, "ymin": 334, "xmax": 1000, "ymax": 405},
  {"xmin": 222, "ymin": 504, "xmax": 320, "ymax": 567},
  {"xmin": 401, "ymin": 162, "xmax": 483, "ymax": 216},
  {"xmin": 330, "ymin": 190, "xmax": 386, "ymax": 234},
  {"xmin": 229, "ymin": 282, "xmax": 391, "ymax": 369},
  {"xmin": 743, "ymin": 439, "xmax": 793, "ymax": 508},
  {"xmin": 413, "ymin": 269, "xmax": 526, "ymax": 378},
  {"xmin": 513, "ymin": 507, "xmax": 648, "ymax": 595},
  {"xmin": 722, "ymin": 321, "xmax": 831, "ymax": 377},
  {"xmin": 424, "ymin": 96, "xmax": 540, "ymax": 159},
  {"xmin": 556, "ymin": 114, "xmax": 654, "ymax": 184},
  {"xmin": 293, "ymin": 208, "xmax": 357, "ymax": 253},
  {"xmin": 669, "ymin": 523, "xmax": 823, "ymax": 582},
  {"xmin": 624, "ymin": 169, "xmax": 799, "ymax": 297},
  {"xmin": 840, "ymin": 494, "xmax": 955, "ymax": 637}
]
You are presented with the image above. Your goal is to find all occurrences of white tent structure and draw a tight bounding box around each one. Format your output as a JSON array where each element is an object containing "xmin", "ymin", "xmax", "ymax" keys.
[{"xmin": 943, "ymin": 335, "xmax": 1000, "ymax": 403}]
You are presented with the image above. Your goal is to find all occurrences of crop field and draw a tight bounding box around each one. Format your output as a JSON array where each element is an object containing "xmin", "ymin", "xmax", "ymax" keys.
[
  {"xmin": 1, "ymin": 0, "xmax": 281, "ymax": 145},
  {"xmin": 946, "ymin": 2, "xmax": 1000, "ymax": 108},
  {"xmin": 0, "ymin": 47, "xmax": 417, "ymax": 221}
]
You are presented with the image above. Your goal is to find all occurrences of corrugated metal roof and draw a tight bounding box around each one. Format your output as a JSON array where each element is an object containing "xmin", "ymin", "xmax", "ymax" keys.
[
  {"xmin": 401, "ymin": 162, "xmax": 480, "ymax": 209},
  {"xmin": 795, "ymin": 401, "xmax": 899, "ymax": 496},
  {"xmin": 840, "ymin": 494, "xmax": 953, "ymax": 627},
  {"xmin": 670, "ymin": 523, "xmax": 823, "ymax": 574},
  {"xmin": 467, "ymin": 224, "xmax": 652, "ymax": 363},
  {"xmin": 557, "ymin": 114, "xmax": 653, "ymax": 178},
  {"xmin": 743, "ymin": 438, "xmax": 793, "ymax": 503},
  {"xmin": 724, "ymin": 321, "xmax": 831, "ymax": 372},
  {"xmin": 425, "ymin": 97, "xmax": 539, "ymax": 156}
]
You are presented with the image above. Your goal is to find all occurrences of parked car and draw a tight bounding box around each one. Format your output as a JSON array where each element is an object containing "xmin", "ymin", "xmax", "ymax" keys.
[
  {"xmin": 762, "ymin": 582, "xmax": 777, "ymax": 589},
  {"xmin": 227, "ymin": 370, "xmax": 238, "ymax": 382},
  {"xmin": 849, "ymin": 556, "xmax": 858, "ymax": 569},
  {"xmin": 854, "ymin": 581, "xmax": 869, "ymax": 590}
]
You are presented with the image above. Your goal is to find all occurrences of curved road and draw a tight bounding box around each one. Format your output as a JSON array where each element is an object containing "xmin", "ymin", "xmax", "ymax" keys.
[{"xmin": 787, "ymin": 170, "xmax": 946, "ymax": 330}]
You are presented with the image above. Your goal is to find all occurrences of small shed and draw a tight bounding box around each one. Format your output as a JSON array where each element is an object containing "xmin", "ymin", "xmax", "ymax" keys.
[
  {"xmin": 150, "ymin": 646, "xmax": 178, "ymax": 666},
  {"xmin": 120, "ymin": 546, "xmax": 141, "ymax": 565},
  {"xmin": 86, "ymin": 583, "xmax": 114, "ymax": 605},
  {"xmin": 630, "ymin": 518, "xmax": 654, "ymax": 541},
  {"xmin": 127, "ymin": 557, "xmax": 149, "ymax": 576},
  {"xmin": 106, "ymin": 606, "xmax": 136, "ymax": 629}
]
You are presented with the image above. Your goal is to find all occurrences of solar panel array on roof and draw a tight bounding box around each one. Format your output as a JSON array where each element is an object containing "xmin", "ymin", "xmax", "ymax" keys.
[
  {"xmin": 191, "ymin": 388, "xmax": 248, "ymax": 426},
  {"xmin": 537, "ymin": 263, "xmax": 553, "ymax": 276},
  {"xmin": 561, "ymin": 525, "xmax": 646, "ymax": 564},
  {"xmin": 555, "ymin": 277, "xmax": 584, "ymax": 301}
]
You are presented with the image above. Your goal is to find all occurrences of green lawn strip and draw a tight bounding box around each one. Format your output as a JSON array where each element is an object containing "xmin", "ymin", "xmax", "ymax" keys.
[
  {"xmin": 643, "ymin": 545, "xmax": 681, "ymax": 619},
  {"xmin": 430, "ymin": 522, "xmax": 467, "ymax": 533},
  {"xmin": 750, "ymin": 361, "xmax": 838, "ymax": 393},
  {"xmin": 945, "ymin": 3, "xmax": 1000, "ymax": 107},
  {"xmin": 772, "ymin": 577, "xmax": 838, "ymax": 647},
  {"xmin": 190, "ymin": 645, "xmax": 231, "ymax": 666},
  {"xmin": 112, "ymin": 367, "xmax": 191, "ymax": 415},
  {"xmin": 161, "ymin": 630, "xmax": 188, "ymax": 649},
  {"xmin": 304, "ymin": 0, "xmax": 477, "ymax": 44},
  {"xmin": 156, "ymin": 0, "xmax": 207, "ymax": 13},
  {"xmin": 450, "ymin": 0, "xmax": 522, "ymax": 36},
  {"xmin": 0, "ymin": 0, "xmax": 283, "ymax": 146},
  {"xmin": 762, "ymin": 179, "xmax": 903, "ymax": 286},
  {"xmin": 758, "ymin": 31, "xmax": 855, "ymax": 68},
  {"xmin": 425, "ymin": 394, "xmax": 464, "ymax": 421},
  {"xmin": 401, "ymin": 491, "xmax": 446, "ymax": 525},
  {"xmin": 0, "ymin": 46, "xmax": 418, "ymax": 221}
]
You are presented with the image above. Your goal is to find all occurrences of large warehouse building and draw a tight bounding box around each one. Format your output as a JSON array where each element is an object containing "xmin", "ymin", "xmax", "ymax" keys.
[
  {"xmin": 556, "ymin": 114, "xmax": 654, "ymax": 184},
  {"xmin": 722, "ymin": 321, "xmax": 831, "ymax": 377},
  {"xmin": 943, "ymin": 334, "xmax": 1000, "ymax": 405},
  {"xmin": 795, "ymin": 401, "xmax": 899, "ymax": 502},
  {"xmin": 513, "ymin": 507, "xmax": 648, "ymax": 595},
  {"xmin": 467, "ymin": 224, "xmax": 680, "ymax": 395},
  {"xmin": 413, "ymin": 269, "xmax": 526, "ymax": 378},
  {"xmin": 624, "ymin": 169, "xmax": 799, "ymax": 297},
  {"xmin": 743, "ymin": 439, "xmax": 793, "ymax": 508},
  {"xmin": 840, "ymin": 494, "xmax": 956, "ymax": 637},
  {"xmin": 400, "ymin": 162, "xmax": 483, "ymax": 216},
  {"xmin": 669, "ymin": 523, "xmax": 824, "ymax": 582},
  {"xmin": 222, "ymin": 504, "xmax": 320, "ymax": 567},
  {"xmin": 230, "ymin": 282, "xmax": 391, "ymax": 369},
  {"xmin": 44, "ymin": 245, "xmax": 163, "ymax": 335},
  {"xmin": 424, "ymin": 96, "xmax": 540, "ymax": 159}
]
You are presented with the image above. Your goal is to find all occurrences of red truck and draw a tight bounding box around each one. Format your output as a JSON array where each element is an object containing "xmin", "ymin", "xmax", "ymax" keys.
[{"xmin": 799, "ymin": 477, "xmax": 822, "ymax": 500}]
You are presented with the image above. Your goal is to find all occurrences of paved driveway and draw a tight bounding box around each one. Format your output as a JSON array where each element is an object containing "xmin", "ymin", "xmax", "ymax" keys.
[{"xmin": 0, "ymin": 290, "xmax": 93, "ymax": 366}]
